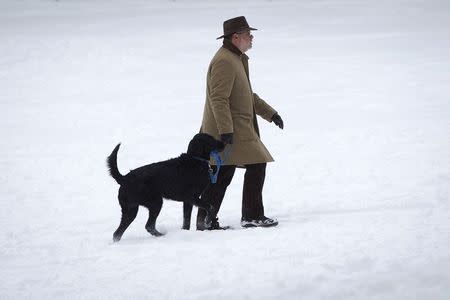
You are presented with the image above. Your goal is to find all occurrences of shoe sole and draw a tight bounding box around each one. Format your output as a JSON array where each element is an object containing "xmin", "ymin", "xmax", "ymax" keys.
[
  {"xmin": 241, "ymin": 221, "xmax": 279, "ymax": 228},
  {"xmin": 197, "ymin": 225, "xmax": 233, "ymax": 231},
  {"xmin": 208, "ymin": 225, "xmax": 232, "ymax": 230}
]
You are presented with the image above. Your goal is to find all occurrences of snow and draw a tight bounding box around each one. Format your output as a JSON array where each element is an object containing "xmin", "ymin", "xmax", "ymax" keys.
[{"xmin": 1, "ymin": 0, "xmax": 449, "ymax": 299}]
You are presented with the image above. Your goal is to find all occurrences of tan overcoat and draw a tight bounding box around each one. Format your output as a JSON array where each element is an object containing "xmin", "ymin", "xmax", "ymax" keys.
[{"xmin": 200, "ymin": 40, "xmax": 277, "ymax": 165}]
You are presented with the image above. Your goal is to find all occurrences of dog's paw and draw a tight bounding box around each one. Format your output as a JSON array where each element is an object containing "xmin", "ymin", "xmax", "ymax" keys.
[
  {"xmin": 153, "ymin": 231, "xmax": 164, "ymax": 237},
  {"xmin": 146, "ymin": 227, "xmax": 165, "ymax": 237},
  {"xmin": 113, "ymin": 233, "xmax": 122, "ymax": 242}
]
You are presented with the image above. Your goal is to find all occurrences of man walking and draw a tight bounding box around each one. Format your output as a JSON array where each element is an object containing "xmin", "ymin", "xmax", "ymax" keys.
[{"xmin": 198, "ymin": 16, "xmax": 284, "ymax": 230}]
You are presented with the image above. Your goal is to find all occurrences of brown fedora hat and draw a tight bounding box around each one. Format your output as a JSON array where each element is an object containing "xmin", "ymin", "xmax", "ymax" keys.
[{"xmin": 216, "ymin": 16, "xmax": 257, "ymax": 40}]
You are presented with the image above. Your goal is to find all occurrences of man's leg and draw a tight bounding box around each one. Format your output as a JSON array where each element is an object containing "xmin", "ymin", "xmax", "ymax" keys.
[
  {"xmin": 242, "ymin": 163, "xmax": 266, "ymax": 220},
  {"xmin": 196, "ymin": 165, "xmax": 236, "ymax": 229}
]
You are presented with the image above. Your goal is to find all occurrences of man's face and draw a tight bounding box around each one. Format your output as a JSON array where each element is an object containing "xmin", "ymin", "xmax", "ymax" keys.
[{"xmin": 233, "ymin": 30, "xmax": 254, "ymax": 53}]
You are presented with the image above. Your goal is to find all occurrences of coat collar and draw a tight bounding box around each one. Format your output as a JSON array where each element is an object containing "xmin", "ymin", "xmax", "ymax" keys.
[{"xmin": 222, "ymin": 39, "xmax": 249, "ymax": 60}]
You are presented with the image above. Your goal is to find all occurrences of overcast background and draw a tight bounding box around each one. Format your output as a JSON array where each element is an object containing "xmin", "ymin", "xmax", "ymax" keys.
[{"xmin": 1, "ymin": 0, "xmax": 449, "ymax": 299}]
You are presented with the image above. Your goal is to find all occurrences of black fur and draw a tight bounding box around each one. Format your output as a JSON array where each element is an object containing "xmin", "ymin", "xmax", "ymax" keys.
[{"xmin": 107, "ymin": 133, "xmax": 224, "ymax": 242}]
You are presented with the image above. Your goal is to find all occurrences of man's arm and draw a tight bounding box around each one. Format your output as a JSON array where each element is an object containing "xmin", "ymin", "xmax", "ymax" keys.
[
  {"xmin": 254, "ymin": 93, "xmax": 284, "ymax": 129},
  {"xmin": 253, "ymin": 93, "xmax": 277, "ymax": 121},
  {"xmin": 209, "ymin": 59, "xmax": 235, "ymax": 135}
]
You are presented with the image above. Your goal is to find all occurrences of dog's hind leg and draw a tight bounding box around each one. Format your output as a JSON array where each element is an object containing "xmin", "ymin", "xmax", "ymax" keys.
[
  {"xmin": 145, "ymin": 197, "xmax": 164, "ymax": 237},
  {"xmin": 113, "ymin": 204, "xmax": 138, "ymax": 242},
  {"xmin": 182, "ymin": 202, "xmax": 193, "ymax": 230}
]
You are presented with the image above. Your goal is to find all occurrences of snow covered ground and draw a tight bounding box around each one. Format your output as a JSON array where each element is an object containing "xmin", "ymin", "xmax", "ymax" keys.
[{"xmin": 1, "ymin": 0, "xmax": 449, "ymax": 299}]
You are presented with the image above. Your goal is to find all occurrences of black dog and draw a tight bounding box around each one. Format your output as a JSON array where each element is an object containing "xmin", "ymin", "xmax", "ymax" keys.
[{"xmin": 107, "ymin": 133, "xmax": 224, "ymax": 242}]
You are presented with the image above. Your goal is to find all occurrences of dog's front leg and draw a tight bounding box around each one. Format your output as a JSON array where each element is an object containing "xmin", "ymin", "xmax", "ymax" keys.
[
  {"xmin": 182, "ymin": 202, "xmax": 193, "ymax": 230},
  {"xmin": 204, "ymin": 207, "xmax": 214, "ymax": 229}
]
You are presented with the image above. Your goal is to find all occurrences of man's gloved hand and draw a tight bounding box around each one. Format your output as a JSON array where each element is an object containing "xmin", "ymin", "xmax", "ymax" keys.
[
  {"xmin": 220, "ymin": 133, "xmax": 233, "ymax": 144},
  {"xmin": 272, "ymin": 113, "xmax": 284, "ymax": 129}
]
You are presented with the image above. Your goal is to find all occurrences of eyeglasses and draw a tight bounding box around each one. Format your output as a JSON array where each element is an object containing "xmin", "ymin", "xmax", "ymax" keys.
[{"xmin": 235, "ymin": 31, "xmax": 252, "ymax": 37}]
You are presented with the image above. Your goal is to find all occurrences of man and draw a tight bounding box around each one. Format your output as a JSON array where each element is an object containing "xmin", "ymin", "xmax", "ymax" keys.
[{"xmin": 198, "ymin": 16, "xmax": 284, "ymax": 230}]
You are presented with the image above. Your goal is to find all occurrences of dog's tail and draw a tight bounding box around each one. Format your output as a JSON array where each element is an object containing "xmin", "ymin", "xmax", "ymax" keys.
[{"xmin": 107, "ymin": 143, "xmax": 124, "ymax": 185}]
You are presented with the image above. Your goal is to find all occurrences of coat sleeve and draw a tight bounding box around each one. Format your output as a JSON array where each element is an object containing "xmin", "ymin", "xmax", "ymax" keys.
[
  {"xmin": 253, "ymin": 93, "xmax": 277, "ymax": 122},
  {"xmin": 209, "ymin": 59, "xmax": 235, "ymax": 134}
]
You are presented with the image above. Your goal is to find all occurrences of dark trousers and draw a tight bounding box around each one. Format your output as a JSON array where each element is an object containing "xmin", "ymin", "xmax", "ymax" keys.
[{"xmin": 197, "ymin": 163, "xmax": 267, "ymax": 225}]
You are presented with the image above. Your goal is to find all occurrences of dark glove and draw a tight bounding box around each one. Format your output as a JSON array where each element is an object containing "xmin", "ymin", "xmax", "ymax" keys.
[
  {"xmin": 272, "ymin": 113, "xmax": 284, "ymax": 129},
  {"xmin": 220, "ymin": 133, "xmax": 233, "ymax": 144}
]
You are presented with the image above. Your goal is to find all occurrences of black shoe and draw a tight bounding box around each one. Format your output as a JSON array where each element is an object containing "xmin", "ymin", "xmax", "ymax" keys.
[
  {"xmin": 197, "ymin": 217, "xmax": 230, "ymax": 231},
  {"xmin": 209, "ymin": 217, "xmax": 231, "ymax": 230},
  {"xmin": 196, "ymin": 222, "xmax": 206, "ymax": 231},
  {"xmin": 241, "ymin": 216, "xmax": 278, "ymax": 228}
]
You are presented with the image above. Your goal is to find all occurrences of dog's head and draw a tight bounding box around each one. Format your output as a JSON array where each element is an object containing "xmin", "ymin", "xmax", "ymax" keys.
[{"xmin": 187, "ymin": 133, "xmax": 225, "ymax": 159}]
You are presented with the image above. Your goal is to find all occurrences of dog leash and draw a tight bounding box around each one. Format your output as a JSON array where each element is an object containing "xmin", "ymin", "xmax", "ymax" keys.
[
  {"xmin": 192, "ymin": 145, "xmax": 232, "ymax": 184},
  {"xmin": 209, "ymin": 145, "xmax": 232, "ymax": 184}
]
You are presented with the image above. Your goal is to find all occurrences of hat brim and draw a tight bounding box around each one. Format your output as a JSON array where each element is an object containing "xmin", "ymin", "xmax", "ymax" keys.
[{"xmin": 216, "ymin": 27, "xmax": 258, "ymax": 40}]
